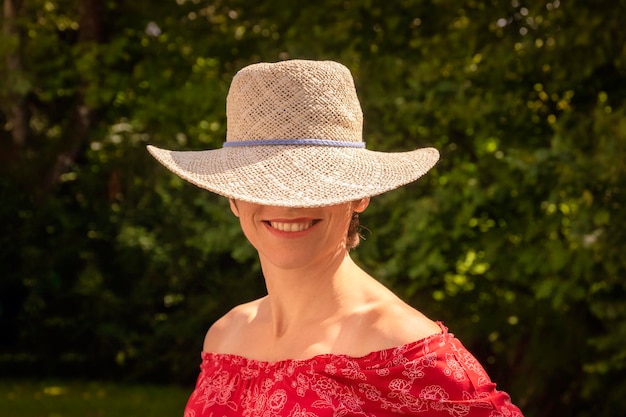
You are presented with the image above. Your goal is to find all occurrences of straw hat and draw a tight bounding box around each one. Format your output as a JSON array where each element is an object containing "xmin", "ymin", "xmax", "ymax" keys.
[{"xmin": 147, "ymin": 59, "xmax": 439, "ymax": 207}]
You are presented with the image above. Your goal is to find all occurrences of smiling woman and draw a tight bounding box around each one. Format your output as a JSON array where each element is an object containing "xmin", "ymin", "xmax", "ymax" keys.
[{"xmin": 147, "ymin": 59, "xmax": 524, "ymax": 416}]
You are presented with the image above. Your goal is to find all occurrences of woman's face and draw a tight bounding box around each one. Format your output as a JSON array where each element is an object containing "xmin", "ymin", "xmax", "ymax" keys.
[{"xmin": 229, "ymin": 198, "xmax": 369, "ymax": 270}]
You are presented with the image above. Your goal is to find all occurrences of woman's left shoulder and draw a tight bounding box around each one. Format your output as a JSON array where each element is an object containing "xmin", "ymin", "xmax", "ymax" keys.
[
  {"xmin": 376, "ymin": 299, "xmax": 442, "ymax": 343},
  {"xmin": 352, "ymin": 292, "xmax": 442, "ymax": 354}
]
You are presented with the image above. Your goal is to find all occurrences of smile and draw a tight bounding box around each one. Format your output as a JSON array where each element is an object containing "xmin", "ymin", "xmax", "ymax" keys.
[{"xmin": 267, "ymin": 220, "xmax": 319, "ymax": 232}]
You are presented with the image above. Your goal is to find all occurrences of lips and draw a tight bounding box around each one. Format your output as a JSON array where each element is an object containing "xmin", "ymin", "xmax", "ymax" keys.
[{"xmin": 268, "ymin": 220, "xmax": 317, "ymax": 232}]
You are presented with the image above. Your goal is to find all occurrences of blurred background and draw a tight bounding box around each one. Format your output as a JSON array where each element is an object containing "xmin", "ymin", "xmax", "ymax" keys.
[{"xmin": 1, "ymin": 0, "xmax": 625, "ymax": 416}]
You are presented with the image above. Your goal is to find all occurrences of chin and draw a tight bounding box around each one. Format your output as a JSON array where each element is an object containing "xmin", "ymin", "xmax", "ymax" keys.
[{"xmin": 264, "ymin": 245, "xmax": 347, "ymax": 272}]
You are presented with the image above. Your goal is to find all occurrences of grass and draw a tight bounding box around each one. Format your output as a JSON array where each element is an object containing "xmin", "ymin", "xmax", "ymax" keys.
[{"xmin": 0, "ymin": 379, "xmax": 190, "ymax": 417}]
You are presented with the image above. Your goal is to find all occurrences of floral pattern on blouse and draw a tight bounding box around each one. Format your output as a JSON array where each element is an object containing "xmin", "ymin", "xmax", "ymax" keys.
[{"xmin": 184, "ymin": 324, "xmax": 523, "ymax": 417}]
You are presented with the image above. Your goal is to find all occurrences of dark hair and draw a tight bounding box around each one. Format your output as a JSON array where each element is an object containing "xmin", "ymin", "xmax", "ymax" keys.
[{"xmin": 346, "ymin": 212, "xmax": 361, "ymax": 250}]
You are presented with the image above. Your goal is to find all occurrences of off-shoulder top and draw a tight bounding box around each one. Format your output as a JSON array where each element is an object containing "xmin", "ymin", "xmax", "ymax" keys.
[{"xmin": 184, "ymin": 323, "xmax": 523, "ymax": 416}]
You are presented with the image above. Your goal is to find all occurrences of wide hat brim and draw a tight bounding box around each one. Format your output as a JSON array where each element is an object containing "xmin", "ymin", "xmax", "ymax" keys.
[{"xmin": 147, "ymin": 144, "xmax": 439, "ymax": 208}]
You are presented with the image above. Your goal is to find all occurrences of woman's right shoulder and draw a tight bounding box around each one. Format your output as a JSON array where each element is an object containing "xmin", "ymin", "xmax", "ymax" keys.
[{"xmin": 202, "ymin": 298, "xmax": 265, "ymax": 354}]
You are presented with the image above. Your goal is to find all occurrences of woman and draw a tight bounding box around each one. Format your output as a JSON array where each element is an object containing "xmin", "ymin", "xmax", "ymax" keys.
[{"xmin": 148, "ymin": 60, "xmax": 523, "ymax": 416}]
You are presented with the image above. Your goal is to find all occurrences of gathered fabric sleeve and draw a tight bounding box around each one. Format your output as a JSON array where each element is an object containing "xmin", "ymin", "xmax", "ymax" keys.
[
  {"xmin": 184, "ymin": 324, "xmax": 524, "ymax": 417},
  {"xmin": 336, "ymin": 330, "xmax": 523, "ymax": 416}
]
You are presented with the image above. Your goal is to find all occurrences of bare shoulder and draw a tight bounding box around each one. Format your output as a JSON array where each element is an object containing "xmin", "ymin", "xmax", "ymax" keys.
[
  {"xmin": 377, "ymin": 299, "xmax": 442, "ymax": 342},
  {"xmin": 203, "ymin": 298, "xmax": 264, "ymax": 353},
  {"xmin": 355, "ymin": 290, "xmax": 442, "ymax": 351}
]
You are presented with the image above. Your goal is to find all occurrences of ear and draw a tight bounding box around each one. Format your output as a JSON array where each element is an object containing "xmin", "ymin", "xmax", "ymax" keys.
[
  {"xmin": 353, "ymin": 197, "xmax": 370, "ymax": 213},
  {"xmin": 229, "ymin": 199, "xmax": 240, "ymax": 217}
]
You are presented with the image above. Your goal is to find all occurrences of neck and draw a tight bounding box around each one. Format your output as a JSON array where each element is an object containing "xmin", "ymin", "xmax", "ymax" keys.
[{"xmin": 258, "ymin": 251, "xmax": 367, "ymax": 338}]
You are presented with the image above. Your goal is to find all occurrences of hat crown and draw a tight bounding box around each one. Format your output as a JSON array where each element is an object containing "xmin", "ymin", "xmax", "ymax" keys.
[{"xmin": 226, "ymin": 60, "xmax": 363, "ymax": 144}]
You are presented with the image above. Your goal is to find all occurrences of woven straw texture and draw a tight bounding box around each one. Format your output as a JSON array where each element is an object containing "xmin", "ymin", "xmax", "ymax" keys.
[
  {"xmin": 147, "ymin": 60, "xmax": 440, "ymax": 208},
  {"xmin": 227, "ymin": 60, "xmax": 362, "ymax": 143}
]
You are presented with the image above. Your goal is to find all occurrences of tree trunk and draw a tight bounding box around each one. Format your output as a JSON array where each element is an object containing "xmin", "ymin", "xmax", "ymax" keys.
[
  {"xmin": 38, "ymin": 0, "xmax": 103, "ymax": 200},
  {"xmin": 2, "ymin": 0, "xmax": 28, "ymax": 160}
]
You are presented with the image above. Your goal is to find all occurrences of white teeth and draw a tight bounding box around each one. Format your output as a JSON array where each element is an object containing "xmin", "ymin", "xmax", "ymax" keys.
[{"xmin": 269, "ymin": 221, "xmax": 314, "ymax": 232}]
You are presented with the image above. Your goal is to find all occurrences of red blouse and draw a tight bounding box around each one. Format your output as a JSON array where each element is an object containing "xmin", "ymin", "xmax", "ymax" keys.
[{"xmin": 184, "ymin": 324, "xmax": 523, "ymax": 416}]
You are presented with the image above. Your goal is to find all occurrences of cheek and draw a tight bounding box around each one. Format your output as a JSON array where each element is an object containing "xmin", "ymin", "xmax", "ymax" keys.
[
  {"xmin": 328, "ymin": 209, "xmax": 353, "ymax": 243},
  {"xmin": 339, "ymin": 207, "xmax": 354, "ymax": 227},
  {"xmin": 237, "ymin": 216, "xmax": 260, "ymax": 247}
]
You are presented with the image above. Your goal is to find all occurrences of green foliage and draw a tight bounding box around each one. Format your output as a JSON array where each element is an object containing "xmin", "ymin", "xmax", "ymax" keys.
[
  {"xmin": 1, "ymin": 1, "xmax": 625, "ymax": 416},
  {"xmin": 0, "ymin": 379, "xmax": 189, "ymax": 417}
]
